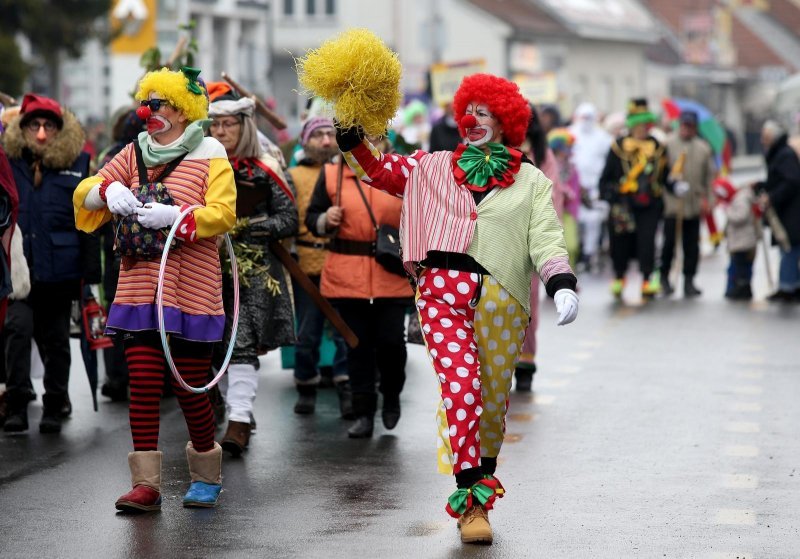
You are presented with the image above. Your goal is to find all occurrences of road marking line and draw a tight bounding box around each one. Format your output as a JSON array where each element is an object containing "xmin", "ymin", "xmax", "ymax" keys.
[
  {"xmin": 724, "ymin": 445, "xmax": 760, "ymax": 457},
  {"xmin": 732, "ymin": 402, "xmax": 762, "ymax": 413},
  {"xmin": 723, "ymin": 474, "xmax": 759, "ymax": 489},
  {"xmin": 742, "ymin": 344, "xmax": 765, "ymax": 352},
  {"xmin": 738, "ymin": 356, "xmax": 766, "ymax": 365},
  {"xmin": 534, "ymin": 395, "xmax": 556, "ymax": 406},
  {"xmin": 554, "ymin": 365, "xmax": 581, "ymax": 374},
  {"xmin": 538, "ymin": 379, "xmax": 570, "ymax": 388},
  {"xmin": 569, "ymin": 352, "xmax": 593, "ymax": 361},
  {"xmin": 579, "ymin": 340, "xmax": 603, "ymax": 348},
  {"xmin": 732, "ymin": 385, "xmax": 763, "ymax": 395},
  {"xmin": 725, "ymin": 422, "xmax": 760, "ymax": 433},
  {"xmin": 713, "ymin": 509, "xmax": 756, "ymax": 525},
  {"xmin": 737, "ymin": 371, "xmax": 764, "ymax": 380}
]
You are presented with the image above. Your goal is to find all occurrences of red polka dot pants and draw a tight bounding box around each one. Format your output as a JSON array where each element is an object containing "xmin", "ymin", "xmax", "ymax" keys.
[{"xmin": 416, "ymin": 268, "xmax": 483, "ymax": 475}]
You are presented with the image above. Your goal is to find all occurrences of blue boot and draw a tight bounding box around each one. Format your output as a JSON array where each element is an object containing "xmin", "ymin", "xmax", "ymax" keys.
[
  {"xmin": 183, "ymin": 481, "xmax": 222, "ymax": 507},
  {"xmin": 183, "ymin": 442, "xmax": 222, "ymax": 508}
]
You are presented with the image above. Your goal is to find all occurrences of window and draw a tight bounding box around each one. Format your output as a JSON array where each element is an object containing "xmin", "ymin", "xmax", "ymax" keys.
[
  {"xmin": 306, "ymin": 0, "xmax": 315, "ymax": 15},
  {"xmin": 283, "ymin": 0, "xmax": 293, "ymax": 16},
  {"xmin": 325, "ymin": 0, "xmax": 335, "ymax": 15}
]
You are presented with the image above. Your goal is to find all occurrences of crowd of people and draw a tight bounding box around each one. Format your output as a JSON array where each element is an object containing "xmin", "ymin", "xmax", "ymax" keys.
[{"xmin": 0, "ymin": 59, "xmax": 797, "ymax": 545}]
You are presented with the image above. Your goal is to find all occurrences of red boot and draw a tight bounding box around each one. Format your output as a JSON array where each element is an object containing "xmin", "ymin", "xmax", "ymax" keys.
[{"xmin": 115, "ymin": 451, "xmax": 162, "ymax": 513}]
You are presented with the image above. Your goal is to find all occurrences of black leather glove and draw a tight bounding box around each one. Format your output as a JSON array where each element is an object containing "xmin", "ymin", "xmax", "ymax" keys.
[{"xmin": 334, "ymin": 120, "xmax": 365, "ymax": 152}]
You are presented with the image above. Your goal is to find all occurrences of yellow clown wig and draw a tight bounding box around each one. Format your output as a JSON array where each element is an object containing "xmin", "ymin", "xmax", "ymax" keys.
[{"xmin": 135, "ymin": 67, "xmax": 209, "ymax": 123}]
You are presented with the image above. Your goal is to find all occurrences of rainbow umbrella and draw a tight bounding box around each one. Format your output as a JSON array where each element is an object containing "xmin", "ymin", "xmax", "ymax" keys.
[{"xmin": 662, "ymin": 98, "xmax": 729, "ymax": 170}]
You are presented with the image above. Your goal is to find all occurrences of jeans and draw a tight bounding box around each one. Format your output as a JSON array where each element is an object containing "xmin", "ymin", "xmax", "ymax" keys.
[
  {"xmin": 292, "ymin": 275, "xmax": 348, "ymax": 385},
  {"xmin": 778, "ymin": 245, "xmax": 800, "ymax": 291}
]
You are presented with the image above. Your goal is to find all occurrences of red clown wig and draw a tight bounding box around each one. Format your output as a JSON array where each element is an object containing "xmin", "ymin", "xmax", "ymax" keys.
[{"xmin": 452, "ymin": 74, "xmax": 532, "ymax": 148}]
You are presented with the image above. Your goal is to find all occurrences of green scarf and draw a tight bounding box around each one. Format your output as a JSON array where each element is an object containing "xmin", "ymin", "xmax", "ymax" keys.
[
  {"xmin": 456, "ymin": 142, "xmax": 512, "ymax": 188},
  {"xmin": 137, "ymin": 119, "xmax": 211, "ymax": 167}
]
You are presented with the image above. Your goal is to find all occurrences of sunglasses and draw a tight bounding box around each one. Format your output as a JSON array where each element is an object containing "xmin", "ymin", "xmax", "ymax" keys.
[{"xmin": 140, "ymin": 98, "xmax": 170, "ymax": 112}]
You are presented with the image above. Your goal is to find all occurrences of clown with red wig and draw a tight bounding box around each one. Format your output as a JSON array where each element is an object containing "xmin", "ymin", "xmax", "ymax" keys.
[{"xmin": 332, "ymin": 72, "xmax": 579, "ymax": 542}]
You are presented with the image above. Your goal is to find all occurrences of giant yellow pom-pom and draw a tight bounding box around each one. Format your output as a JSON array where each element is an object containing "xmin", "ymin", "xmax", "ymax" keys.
[{"xmin": 296, "ymin": 28, "xmax": 402, "ymax": 137}]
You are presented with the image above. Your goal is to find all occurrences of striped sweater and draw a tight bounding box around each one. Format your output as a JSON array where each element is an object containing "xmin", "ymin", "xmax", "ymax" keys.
[
  {"xmin": 73, "ymin": 137, "xmax": 236, "ymax": 342},
  {"xmin": 344, "ymin": 141, "xmax": 573, "ymax": 315}
]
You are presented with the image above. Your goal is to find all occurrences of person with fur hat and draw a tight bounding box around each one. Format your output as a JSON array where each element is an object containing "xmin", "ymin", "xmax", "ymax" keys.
[
  {"xmin": 336, "ymin": 73, "xmax": 578, "ymax": 544},
  {"xmin": 3, "ymin": 93, "xmax": 101, "ymax": 435},
  {"xmin": 599, "ymin": 98, "xmax": 671, "ymax": 299},
  {"xmin": 287, "ymin": 116, "xmax": 352, "ymax": 418},
  {"xmin": 73, "ymin": 67, "xmax": 236, "ymax": 512},
  {"xmin": 207, "ymin": 92, "xmax": 298, "ymax": 456}
]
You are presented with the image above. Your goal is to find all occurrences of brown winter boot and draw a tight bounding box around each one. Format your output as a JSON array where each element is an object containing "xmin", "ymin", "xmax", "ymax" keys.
[
  {"xmin": 221, "ymin": 420, "xmax": 251, "ymax": 457},
  {"xmin": 115, "ymin": 451, "xmax": 163, "ymax": 513},
  {"xmin": 458, "ymin": 504, "xmax": 493, "ymax": 544}
]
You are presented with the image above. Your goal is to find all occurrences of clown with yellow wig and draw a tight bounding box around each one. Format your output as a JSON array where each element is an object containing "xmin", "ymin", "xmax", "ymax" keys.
[
  {"xmin": 298, "ymin": 30, "xmax": 579, "ymax": 544},
  {"xmin": 73, "ymin": 67, "xmax": 236, "ymax": 512}
]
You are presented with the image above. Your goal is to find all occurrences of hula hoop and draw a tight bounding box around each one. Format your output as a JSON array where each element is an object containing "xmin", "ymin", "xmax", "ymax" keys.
[{"xmin": 156, "ymin": 205, "xmax": 240, "ymax": 394}]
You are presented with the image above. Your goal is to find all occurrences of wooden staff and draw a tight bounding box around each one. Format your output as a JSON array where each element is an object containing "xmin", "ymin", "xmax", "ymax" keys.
[
  {"xmin": 334, "ymin": 157, "xmax": 344, "ymax": 207},
  {"xmin": 269, "ymin": 240, "xmax": 358, "ymax": 348},
  {"xmin": 764, "ymin": 207, "xmax": 791, "ymax": 252},
  {"xmin": 166, "ymin": 36, "xmax": 188, "ymax": 68},
  {"xmin": 669, "ymin": 151, "xmax": 688, "ymax": 289},
  {"xmin": 756, "ymin": 215, "xmax": 774, "ymax": 292},
  {"xmin": 221, "ymin": 72, "xmax": 287, "ymax": 130},
  {"xmin": 248, "ymin": 220, "xmax": 358, "ymax": 348},
  {"xmin": 0, "ymin": 91, "xmax": 17, "ymax": 107}
]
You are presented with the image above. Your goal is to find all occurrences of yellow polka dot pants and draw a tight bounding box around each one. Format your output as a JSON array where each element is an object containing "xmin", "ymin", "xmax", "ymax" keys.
[{"xmin": 416, "ymin": 268, "xmax": 529, "ymax": 475}]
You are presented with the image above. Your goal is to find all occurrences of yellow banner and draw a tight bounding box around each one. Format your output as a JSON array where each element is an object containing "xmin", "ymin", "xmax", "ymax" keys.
[
  {"xmin": 430, "ymin": 60, "xmax": 486, "ymax": 107},
  {"xmin": 513, "ymin": 72, "xmax": 559, "ymax": 105},
  {"xmin": 110, "ymin": 0, "xmax": 157, "ymax": 54}
]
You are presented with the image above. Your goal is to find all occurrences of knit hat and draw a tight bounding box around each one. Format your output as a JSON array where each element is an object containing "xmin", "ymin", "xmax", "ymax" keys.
[
  {"xmin": 625, "ymin": 98, "xmax": 657, "ymax": 129},
  {"xmin": 300, "ymin": 116, "xmax": 334, "ymax": 146},
  {"xmin": 19, "ymin": 93, "xmax": 63, "ymax": 129}
]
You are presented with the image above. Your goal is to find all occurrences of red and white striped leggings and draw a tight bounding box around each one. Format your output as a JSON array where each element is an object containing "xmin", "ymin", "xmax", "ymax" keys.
[{"xmin": 123, "ymin": 332, "xmax": 216, "ymax": 453}]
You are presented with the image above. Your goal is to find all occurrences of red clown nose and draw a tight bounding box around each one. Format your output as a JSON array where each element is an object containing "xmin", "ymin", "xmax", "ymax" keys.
[
  {"xmin": 136, "ymin": 105, "xmax": 151, "ymax": 121},
  {"xmin": 460, "ymin": 114, "xmax": 477, "ymax": 129}
]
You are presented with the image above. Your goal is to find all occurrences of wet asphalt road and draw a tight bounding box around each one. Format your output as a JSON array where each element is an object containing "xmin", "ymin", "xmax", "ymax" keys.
[{"xmin": 2, "ymin": 177, "xmax": 799, "ymax": 558}]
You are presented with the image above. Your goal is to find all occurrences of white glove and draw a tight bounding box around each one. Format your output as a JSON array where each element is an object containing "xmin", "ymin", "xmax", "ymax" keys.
[
  {"xmin": 554, "ymin": 288, "xmax": 579, "ymax": 326},
  {"xmin": 105, "ymin": 181, "xmax": 142, "ymax": 216},
  {"xmin": 673, "ymin": 180, "xmax": 690, "ymax": 198},
  {"xmin": 135, "ymin": 202, "xmax": 181, "ymax": 230}
]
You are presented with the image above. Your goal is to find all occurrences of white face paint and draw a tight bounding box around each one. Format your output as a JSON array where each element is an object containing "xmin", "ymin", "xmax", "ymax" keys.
[
  {"xmin": 146, "ymin": 91, "xmax": 175, "ymax": 140},
  {"xmin": 464, "ymin": 103, "xmax": 501, "ymax": 147}
]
